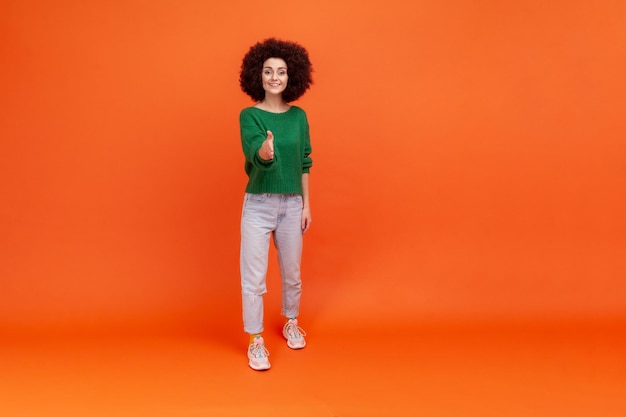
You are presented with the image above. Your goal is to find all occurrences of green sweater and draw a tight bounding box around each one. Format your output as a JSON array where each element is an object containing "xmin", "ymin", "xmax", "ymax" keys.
[{"xmin": 240, "ymin": 106, "xmax": 312, "ymax": 194}]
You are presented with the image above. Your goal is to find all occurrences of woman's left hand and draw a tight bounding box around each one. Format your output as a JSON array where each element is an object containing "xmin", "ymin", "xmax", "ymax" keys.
[{"xmin": 301, "ymin": 207, "xmax": 312, "ymax": 234}]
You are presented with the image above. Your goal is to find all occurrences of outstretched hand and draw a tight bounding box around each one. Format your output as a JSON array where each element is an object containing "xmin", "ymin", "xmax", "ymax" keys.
[{"xmin": 259, "ymin": 130, "xmax": 274, "ymax": 161}]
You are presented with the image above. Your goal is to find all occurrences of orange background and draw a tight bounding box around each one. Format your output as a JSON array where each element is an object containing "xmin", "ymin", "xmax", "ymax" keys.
[
  {"xmin": 2, "ymin": 0, "xmax": 624, "ymax": 334},
  {"xmin": 1, "ymin": 1, "xmax": 626, "ymax": 415}
]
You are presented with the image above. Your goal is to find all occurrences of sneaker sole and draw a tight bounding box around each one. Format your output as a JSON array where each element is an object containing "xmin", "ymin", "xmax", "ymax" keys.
[
  {"xmin": 249, "ymin": 361, "xmax": 271, "ymax": 371},
  {"xmin": 286, "ymin": 340, "xmax": 306, "ymax": 350}
]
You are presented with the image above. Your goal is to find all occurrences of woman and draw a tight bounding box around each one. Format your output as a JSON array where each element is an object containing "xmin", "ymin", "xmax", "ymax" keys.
[{"xmin": 238, "ymin": 38, "xmax": 314, "ymax": 371}]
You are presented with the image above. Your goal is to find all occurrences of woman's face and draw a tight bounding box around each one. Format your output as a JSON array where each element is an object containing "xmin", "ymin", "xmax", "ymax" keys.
[{"xmin": 261, "ymin": 57, "xmax": 288, "ymax": 97}]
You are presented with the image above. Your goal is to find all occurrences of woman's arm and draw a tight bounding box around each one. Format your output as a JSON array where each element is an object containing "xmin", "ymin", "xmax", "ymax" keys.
[
  {"xmin": 240, "ymin": 111, "xmax": 275, "ymax": 168},
  {"xmin": 301, "ymin": 173, "xmax": 311, "ymax": 233}
]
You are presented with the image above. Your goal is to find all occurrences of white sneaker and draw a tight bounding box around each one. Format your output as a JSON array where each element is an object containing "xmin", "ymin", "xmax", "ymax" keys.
[
  {"xmin": 248, "ymin": 337, "xmax": 270, "ymax": 370},
  {"xmin": 283, "ymin": 318, "xmax": 307, "ymax": 349}
]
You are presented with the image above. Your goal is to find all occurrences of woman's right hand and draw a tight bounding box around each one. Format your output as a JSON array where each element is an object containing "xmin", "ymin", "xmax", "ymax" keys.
[{"xmin": 259, "ymin": 130, "xmax": 274, "ymax": 161}]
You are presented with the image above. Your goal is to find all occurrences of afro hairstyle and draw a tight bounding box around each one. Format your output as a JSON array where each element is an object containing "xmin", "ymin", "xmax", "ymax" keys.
[{"xmin": 239, "ymin": 38, "xmax": 313, "ymax": 103}]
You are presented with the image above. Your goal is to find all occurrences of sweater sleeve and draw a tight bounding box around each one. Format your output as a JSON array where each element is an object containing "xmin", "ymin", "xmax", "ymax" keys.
[
  {"xmin": 240, "ymin": 109, "xmax": 275, "ymax": 170},
  {"xmin": 302, "ymin": 113, "xmax": 313, "ymax": 174}
]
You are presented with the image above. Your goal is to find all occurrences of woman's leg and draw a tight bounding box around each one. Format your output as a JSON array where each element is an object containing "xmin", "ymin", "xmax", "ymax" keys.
[
  {"xmin": 240, "ymin": 193, "xmax": 276, "ymax": 334},
  {"xmin": 273, "ymin": 194, "xmax": 304, "ymax": 319}
]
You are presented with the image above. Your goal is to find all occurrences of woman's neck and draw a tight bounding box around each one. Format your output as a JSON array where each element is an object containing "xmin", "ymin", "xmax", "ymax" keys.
[{"xmin": 256, "ymin": 96, "xmax": 290, "ymax": 113}]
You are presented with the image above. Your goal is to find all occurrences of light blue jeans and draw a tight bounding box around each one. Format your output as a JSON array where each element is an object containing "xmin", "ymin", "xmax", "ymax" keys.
[{"xmin": 240, "ymin": 193, "xmax": 303, "ymax": 334}]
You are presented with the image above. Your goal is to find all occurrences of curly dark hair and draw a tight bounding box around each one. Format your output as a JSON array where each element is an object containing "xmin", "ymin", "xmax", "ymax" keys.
[{"xmin": 239, "ymin": 38, "xmax": 313, "ymax": 103}]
